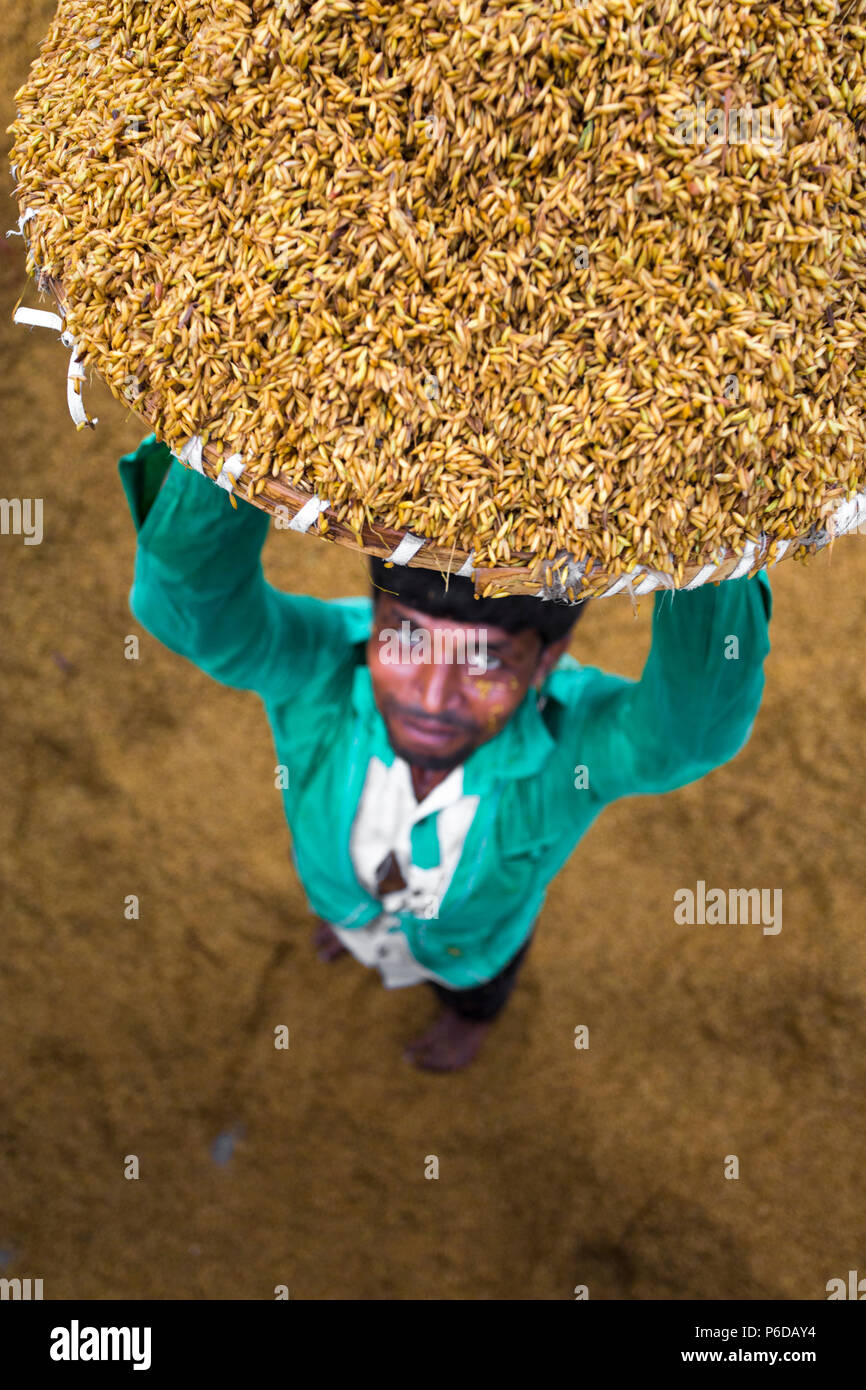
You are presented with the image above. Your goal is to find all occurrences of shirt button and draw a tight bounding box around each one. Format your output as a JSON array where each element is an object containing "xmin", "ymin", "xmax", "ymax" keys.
[{"xmin": 447, "ymin": 947, "xmax": 462, "ymax": 957}]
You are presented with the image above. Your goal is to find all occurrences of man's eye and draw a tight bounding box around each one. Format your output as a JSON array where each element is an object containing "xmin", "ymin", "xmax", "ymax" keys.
[{"xmin": 467, "ymin": 654, "xmax": 500, "ymax": 671}]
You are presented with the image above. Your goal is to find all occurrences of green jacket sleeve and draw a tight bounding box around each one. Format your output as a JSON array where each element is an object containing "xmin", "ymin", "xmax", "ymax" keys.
[
  {"xmin": 119, "ymin": 433, "xmax": 355, "ymax": 700},
  {"xmin": 578, "ymin": 570, "xmax": 772, "ymax": 803}
]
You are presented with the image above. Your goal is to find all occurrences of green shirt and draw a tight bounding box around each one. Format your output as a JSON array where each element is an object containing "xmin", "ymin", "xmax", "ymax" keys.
[{"xmin": 119, "ymin": 433, "xmax": 773, "ymax": 989}]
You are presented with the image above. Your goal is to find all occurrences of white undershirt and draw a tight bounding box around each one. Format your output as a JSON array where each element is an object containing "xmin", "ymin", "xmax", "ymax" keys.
[{"xmin": 335, "ymin": 755, "xmax": 480, "ymax": 988}]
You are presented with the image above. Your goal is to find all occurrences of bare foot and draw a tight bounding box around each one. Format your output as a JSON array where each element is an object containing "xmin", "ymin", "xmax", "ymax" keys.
[
  {"xmin": 312, "ymin": 919, "xmax": 348, "ymax": 963},
  {"xmin": 403, "ymin": 1010, "xmax": 491, "ymax": 1071}
]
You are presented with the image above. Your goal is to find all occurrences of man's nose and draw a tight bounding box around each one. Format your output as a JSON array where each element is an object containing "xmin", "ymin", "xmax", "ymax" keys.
[{"xmin": 414, "ymin": 648, "xmax": 460, "ymax": 715}]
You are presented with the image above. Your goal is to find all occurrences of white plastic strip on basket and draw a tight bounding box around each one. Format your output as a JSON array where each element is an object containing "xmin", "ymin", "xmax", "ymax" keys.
[
  {"xmin": 214, "ymin": 452, "xmax": 245, "ymax": 491},
  {"xmin": 386, "ymin": 532, "xmax": 426, "ymax": 566},
  {"xmin": 285, "ymin": 495, "xmax": 330, "ymax": 531},
  {"xmin": 578, "ymin": 507, "xmax": 865, "ymax": 599},
  {"xmin": 12, "ymin": 304, "xmax": 98, "ymax": 429},
  {"xmin": 726, "ymin": 538, "xmax": 760, "ymax": 581},
  {"xmin": 177, "ymin": 435, "xmax": 205, "ymax": 474},
  {"xmin": 826, "ymin": 490, "xmax": 866, "ymax": 540},
  {"xmin": 6, "ymin": 207, "xmax": 38, "ymax": 237},
  {"xmin": 176, "ymin": 436, "xmax": 248, "ymax": 496},
  {"xmin": 10, "ymin": 206, "xmax": 99, "ymax": 429}
]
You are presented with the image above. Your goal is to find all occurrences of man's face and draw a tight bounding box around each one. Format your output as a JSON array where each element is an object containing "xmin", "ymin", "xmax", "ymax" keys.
[{"xmin": 367, "ymin": 595, "xmax": 568, "ymax": 771}]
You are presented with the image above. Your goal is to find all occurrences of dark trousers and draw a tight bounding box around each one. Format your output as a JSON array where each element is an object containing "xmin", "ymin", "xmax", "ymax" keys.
[{"xmin": 427, "ymin": 932, "xmax": 534, "ymax": 1022}]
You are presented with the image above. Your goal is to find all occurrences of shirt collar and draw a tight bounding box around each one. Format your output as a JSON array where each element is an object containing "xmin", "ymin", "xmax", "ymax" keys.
[{"xmin": 406, "ymin": 759, "xmax": 465, "ymax": 817}]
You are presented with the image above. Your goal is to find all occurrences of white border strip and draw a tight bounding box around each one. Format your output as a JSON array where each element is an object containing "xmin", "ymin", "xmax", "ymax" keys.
[
  {"xmin": 827, "ymin": 490, "xmax": 866, "ymax": 539},
  {"xmin": 215, "ymin": 452, "xmax": 245, "ymax": 492},
  {"xmin": 602, "ymin": 564, "xmax": 645, "ymax": 597},
  {"xmin": 726, "ymin": 539, "xmax": 759, "ymax": 581},
  {"xmin": 769, "ymin": 538, "xmax": 791, "ymax": 565},
  {"xmin": 287, "ymin": 496, "xmax": 330, "ymax": 532},
  {"xmin": 178, "ymin": 435, "xmax": 204, "ymax": 473},
  {"xmin": 633, "ymin": 573, "xmax": 661, "ymax": 595},
  {"xmin": 13, "ymin": 306, "xmax": 97, "ymax": 427},
  {"xmin": 683, "ymin": 562, "xmax": 720, "ymax": 591},
  {"xmin": 387, "ymin": 532, "xmax": 426, "ymax": 565},
  {"xmin": 67, "ymin": 350, "xmax": 91, "ymax": 428},
  {"xmin": 13, "ymin": 306, "xmax": 63, "ymax": 331},
  {"xmin": 6, "ymin": 207, "xmax": 39, "ymax": 238}
]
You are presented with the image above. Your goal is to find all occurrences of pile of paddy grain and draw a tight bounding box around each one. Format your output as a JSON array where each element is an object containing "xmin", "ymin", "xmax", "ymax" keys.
[{"xmin": 8, "ymin": 0, "xmax": 866, "ymax": 594}]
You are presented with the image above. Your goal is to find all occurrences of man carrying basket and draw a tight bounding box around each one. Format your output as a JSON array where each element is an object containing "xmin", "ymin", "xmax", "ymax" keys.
[{"xmin": 119, "ymin": 433, "xmax": 772, "ymax": 1071}]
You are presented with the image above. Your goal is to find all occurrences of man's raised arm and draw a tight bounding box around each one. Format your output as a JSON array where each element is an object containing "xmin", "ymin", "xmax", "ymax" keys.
[
  {"xmin": 119, "ymin": 433, "xmax": 356, "ymax": 700},
  {"xmin": 575, "ymin": 570, "xmax": 773, "ymax": 805}
]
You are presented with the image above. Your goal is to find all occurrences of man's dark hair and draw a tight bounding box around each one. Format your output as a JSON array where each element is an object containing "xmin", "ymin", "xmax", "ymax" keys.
[{"xmin": 369, "ymin": 556, "xmax": 586, "ymax": 647}]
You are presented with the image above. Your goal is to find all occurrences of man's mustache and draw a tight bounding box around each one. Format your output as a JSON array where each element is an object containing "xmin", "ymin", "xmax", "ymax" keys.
[{"xmin": 388, "ymin": 703, "xmax": 478, "ymax": 735}]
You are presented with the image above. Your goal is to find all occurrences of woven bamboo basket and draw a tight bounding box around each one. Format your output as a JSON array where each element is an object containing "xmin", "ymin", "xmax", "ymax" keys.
[
  {"xmin": 14, "ymin": 271, "xmax": 862, "ymax": 600},
  {"xmin": 8, "ymin": 1, "xmax": 866, "ymax": 600}
]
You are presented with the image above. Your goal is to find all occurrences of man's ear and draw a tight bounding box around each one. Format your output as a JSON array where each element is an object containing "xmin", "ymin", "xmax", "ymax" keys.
[{"xmin": 533, "ymin": 634, "xmax": 572, "ymax": 687}]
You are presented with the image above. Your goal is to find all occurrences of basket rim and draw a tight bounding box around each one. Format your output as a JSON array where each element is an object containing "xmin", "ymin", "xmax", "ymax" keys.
[{"xmin": 22, "ymin": 270, "xmax": 860, "ymax": 600}]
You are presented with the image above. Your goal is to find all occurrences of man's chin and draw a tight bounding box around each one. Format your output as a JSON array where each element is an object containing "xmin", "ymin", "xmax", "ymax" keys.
[{"xmin": 386, "ymin": 730, "xmax": 476, "ymax": 772}]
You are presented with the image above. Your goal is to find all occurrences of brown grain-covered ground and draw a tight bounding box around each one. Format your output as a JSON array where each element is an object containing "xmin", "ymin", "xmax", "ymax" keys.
[{"xmin": 2, "ymin": 5, "xmax": 865, "ymax": 1302}]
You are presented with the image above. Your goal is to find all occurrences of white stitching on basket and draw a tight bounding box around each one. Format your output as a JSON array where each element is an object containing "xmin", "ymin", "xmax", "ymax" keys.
[{"xmin": 387, "ymin": 533, "xmax": 425, "ymax": 566}]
